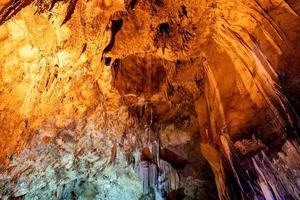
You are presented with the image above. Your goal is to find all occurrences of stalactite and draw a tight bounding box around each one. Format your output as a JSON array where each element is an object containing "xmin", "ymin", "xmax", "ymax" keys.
[
  {"xmin": 0, "ymin": 0, "xmax": 300, "ymax": 199},
  {"xmin": 151, "ymin": 141, "xmax": 160, "ymax": 167},
  {"xmin": 149, "ymin": 163, "xmax": 157, "ymax": 188},
  {"xmin": 157, "ymin": 159, "xmax": 179, "ymax": 196},
  {"xmin": 138, "ymin": 140, "xmax": 179, "ymax": 199},
  {"xmin": 138, "ymin": 160, "xmax": 149, "ymax": 194},
  {"xmin": 252, "ymin": 141, "xmax": 300, "ymax": 200},
  {"xmin": 258, "ymin": 180, "xmax": 276, "ymax": 200},
  {"xmin": 200, "ymin": 143, "xmax": 229, "ymax": 200},
  {"xmin": 216, "ymin": 26, "xmax": 295, "ymax": 136},
  {"xmin": 220, "ymin": 134, "xmax": 245, "ymax": 196},
  {"xmin": 197, "ymin": 58, "xmax": 231, "ymax": 200}
]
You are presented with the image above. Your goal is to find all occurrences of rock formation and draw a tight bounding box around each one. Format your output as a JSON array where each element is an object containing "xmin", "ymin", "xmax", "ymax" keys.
[{"xmin": 0, "ymin": 0, "xmax": 299, "ymax": 199}]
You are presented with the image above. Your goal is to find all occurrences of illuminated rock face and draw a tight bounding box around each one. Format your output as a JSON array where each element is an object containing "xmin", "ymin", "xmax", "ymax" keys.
[{"xmin": 0, "ymin": 0, "xmax": 299, "ymax": 199}]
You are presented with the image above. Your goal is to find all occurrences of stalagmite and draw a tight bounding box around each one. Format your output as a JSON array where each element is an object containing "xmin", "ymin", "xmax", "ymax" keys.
[
  {"xmin": 252, "ymin": 143, "xmax": 300, "ymax": 200},
  {"xmin": 0, "ymin": 0, "xmax": 300, "ymax": 199},
  {"xmin": 158, "ymin": 159, "xmax": 179, "ymax": 195},
  {"xmin": 149, "ymin": 163, "xmax": 157, "ymax": 187},
  {"xmin": 138, "ymin": 161, "xmax": 149, "ymax": 194},
  {"xmin": 258, "ymin": 180, "xmax": 275, "ymax": 200},
  {"xmin": 138, "ymin": 138, "xmax": 180, "ymax": 199}
]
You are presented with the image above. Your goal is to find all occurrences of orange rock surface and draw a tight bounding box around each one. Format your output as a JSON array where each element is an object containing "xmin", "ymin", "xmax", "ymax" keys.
[{"xmin": 0, "ymin": 0, "xmax": 299, "ymax": 199}]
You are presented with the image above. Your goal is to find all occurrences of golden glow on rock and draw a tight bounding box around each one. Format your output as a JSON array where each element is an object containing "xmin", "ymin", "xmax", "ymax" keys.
[{"xmin": 0, "ymin": 1, "xmax": 299, "ymax": 199}]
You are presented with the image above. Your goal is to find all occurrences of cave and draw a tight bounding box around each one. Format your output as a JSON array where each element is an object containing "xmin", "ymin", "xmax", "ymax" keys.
[{"xmin": 0, "ymin": 0, "xmax": 299, "ymax": 200}]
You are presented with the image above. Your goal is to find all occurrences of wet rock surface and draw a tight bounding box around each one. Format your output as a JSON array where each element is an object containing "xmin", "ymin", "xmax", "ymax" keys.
[{"xmin": 0, "ymin": 0, "xmax": 299, "ymax": 199}]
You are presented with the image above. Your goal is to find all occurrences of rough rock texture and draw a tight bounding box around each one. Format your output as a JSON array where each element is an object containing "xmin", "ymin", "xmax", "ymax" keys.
[{"xmin": 0, "ymin": 0, "xmax": 299, "ymax": 199}]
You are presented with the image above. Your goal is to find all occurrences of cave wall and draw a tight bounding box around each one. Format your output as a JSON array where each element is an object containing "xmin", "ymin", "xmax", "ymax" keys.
[{"xmin": 0, "ymin": 0, "xmax": 299, "ymax": 199}]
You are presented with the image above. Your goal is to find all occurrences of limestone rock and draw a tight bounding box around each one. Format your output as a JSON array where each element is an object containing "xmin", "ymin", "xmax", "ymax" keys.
[{"xmin": 0, "ymin": 0, "xmax": 299, "ymax": 199}]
